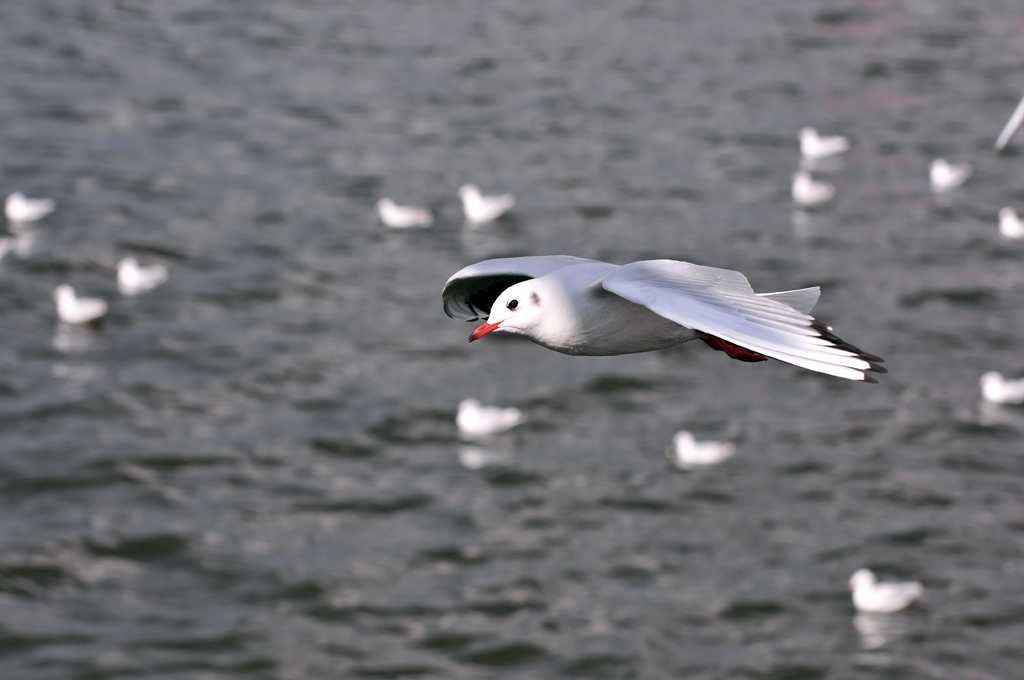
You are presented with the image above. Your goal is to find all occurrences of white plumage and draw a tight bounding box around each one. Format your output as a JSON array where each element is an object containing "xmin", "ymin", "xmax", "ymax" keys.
[
  {"xmin": 929, "ymin": 158, "xmax": 972, "ymax": 190},
  {"xmin": 376, "ymin": 198, "xmax": 433, "ymax": 228},
  {"xmin": 980, "ymin": 371, "xmax": 1024, "ymax": 405},
  {"xmin": 998, "ymin": 207, "xmax": 1024, "ymax": 239},
  {"xmin": 443, "ymin": 256, "xmax": 885, "ymax": 382},
  {"xmin": 667, "ymin": 431, "xmax": 735, "ymax": 468},
  {"xmin": 117, "ymin": 257, "xmax": 169, "ymax": 295},
  {"xmin": 458, "ymin": 184, "xmax": 516, "ymax": 223},
  {"xmin": 799, "ymin": 127, "xmax": 849, "ymax": 159},
  {"xmin": 791, "ymin": 171, "xmax": 835, "ymax": 206},
  {"xmin": 849, "ymin": 569, "xmax": 923, "ymax": 613},
  {"xmin": 456, "ymin": 398, "xmax": 525, "ymax": 439},
  {"xmin": 53, "ymin": 285, "xmax": 108, "ymax": 325},
  {"xmin": 5, "ymin": 191, "xmax": 55, "ymax": 224}
]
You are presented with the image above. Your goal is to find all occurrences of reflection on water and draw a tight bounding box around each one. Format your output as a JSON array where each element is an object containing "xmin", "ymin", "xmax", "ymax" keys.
[
  {"xmin": 52, "ymin": 323, "xmax": 104, "ymax": 355},
  {"xmin": 458, "ymin": 445, "xmax": 514, "ymax": 470},
  {"xmin": 977, "ymin": 400, "xmax": 1024, "ymax": 430},
  {"xmin": 853, "ymin": 612, "xmax": 912, "ymax": 650}
]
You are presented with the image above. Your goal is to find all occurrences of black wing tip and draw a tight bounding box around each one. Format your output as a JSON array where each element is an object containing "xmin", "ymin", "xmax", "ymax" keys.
[
  {"xmin": 810, "ymin": 319, "xmax": 886, "ymax": 370},
  {"xmin": 861, "ymin": 374, "xmax": 879, "ymax": 384}
]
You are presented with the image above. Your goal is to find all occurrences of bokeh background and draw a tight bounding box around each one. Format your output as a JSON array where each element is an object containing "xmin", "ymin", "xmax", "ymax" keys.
[{"xmin": 1, "ymin": 0, "xmax": 1024, "ymax": 678}]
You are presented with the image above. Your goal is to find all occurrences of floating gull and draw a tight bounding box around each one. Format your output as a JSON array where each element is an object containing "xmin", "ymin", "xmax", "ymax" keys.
[
  {"xmin": 994, "ymin": 92, "xmax": 1024, "ymax": 151},
  {"xmin": 443, "ymin": 256, "xmax": 885, "ymax": 382},
  {"xmin": 799, "ymin": 127, "xmax": 849, "ymax": 159},
  {"xmin": 849, "ymin": 569, "xmax": 923, "ymax": 613},
  {"xmin": 667, "ymin": 431, "xmax": 735, "ymax": 468},
  {"xmin": 457, "ymin": 398, "xmax": 525, "ymax": 439},
  {"xmin": 54, "ymin": 284, "xmax": 108, "ymax": 325},
  {"xmin": 929, "ymin": 159, "xmax": 972, "ymax": 190},
  {"xmin": 792, "ymin": 171, "xmax": 835, "ymax": 206},
  {"xmin": 376, "ymin": 197, "xmax": 433, "ymax": 229},
  {"xmin": 980, "ymin": 371, "xmax": 1024, "ymax": 405},
  {"xmin": 458, "ymin": 184, "xmax": 516, "ymax": 224},
  {"xmin": 998, "ymin": 207, "xmax": 1024, "ymax": 239},
  {"xmin": 117, "ymin": 257, "xmax": 169, "ymax": 295},
  {"xmin": 5, "ymin": 191, "xmax": 56, "ymax": 224}
]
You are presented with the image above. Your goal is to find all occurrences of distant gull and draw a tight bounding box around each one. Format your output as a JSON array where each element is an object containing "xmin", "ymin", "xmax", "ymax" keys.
[
  {"xmin": 458, "ymin": 184, "xmax": 516, "ymax": 224},
  {"xmin": 5, "ymin": 191, "xmax": 55, "ymax": 224},
  {"xmin": 376, "ymin": 197, "xmax": 433, "ymax": 229},
  {"xmin": 54, "ymin": 284, "xmax": 108, "ymax": 325},
  {"xmin": 667, "ymin": 431, "xmax": 735, "ymax": 468},
  {"xmin": 994, "ymin": 92, "xmax": 1024, "ymax": 151},
  {"xmin": 849, "ymin": 569, "xmax": 923, "ymax": 613},
  {"xmin": 791, "ymin": 171, "xmax": 835, "ymax": 206},
  {"xmin": 980, "ymin": 371, "xmax": 1024, "ymax": 405},
  {"xmin": 929, "ymin": 159, "xmax": 972, "ymax": 190},
  {"xmin": 456, "ymin": 398, "xmax": 525, "ymax": 439},
  {"xmin": 443, "ymin": 256, "xmax": 886, "ymax": 382},
  {"xmin": 998, "ymin": 207, "xmax": 1024, "ymax": 239},
  {"xmin": 799, "ymin": 127, "xmax": 849, "ymax": 159},
  {"xmin": 117, "ymin": 257, "xmax": 169, "ymax": 295}
]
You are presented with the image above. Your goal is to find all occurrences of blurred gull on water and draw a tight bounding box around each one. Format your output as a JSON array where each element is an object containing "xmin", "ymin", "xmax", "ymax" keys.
[
  {"xmin": 458, "ymin": 184, "xmax": 516, "ymax": 224},
  {"xmin": 456, "ymin": 398, "xmax": 525, "ymax": 439},
  {"xmin": 118, "ymin": 257, "xmax": 169, "ymax": 295},
  {"xmin": 799, "ymin": 127, "xmax": 849, "ymax": 159},
  {"xmin": 979, "ymin": 371, "xmax": 1024, "ymax": 405},
  {"xmin": 929, "ymin": 158, "xmax": 972, "ymax": 191},
  {"xmin": 849, "ymin": 569, "xmax": 923, "ymax": 613},
  {"xmin": 666, "ymin": 431, "xmax": 735, "ymax": 469},
  {"xmin": 376, "ymin": 197, "xmax": 434, "ymax": 229},
  {"xmin": 791, "ymin": 170, "xmax": 835, "ymax": 206},
  {"xmin": 53, "ymin": 285, "xmax": 108, "ymax": 325},
  {"xmin": 5, "ymin": 191, "xmax": 55, "ymax": 225},
  {"xmin": 998, "ymin": 207, "xmax": 1024, "ymax": 239}
]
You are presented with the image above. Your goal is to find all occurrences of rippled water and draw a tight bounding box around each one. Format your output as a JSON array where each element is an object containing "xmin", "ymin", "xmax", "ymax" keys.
[{"xmin": 2, "ymin": 1, "xmax": 1024, "ymax": 678}]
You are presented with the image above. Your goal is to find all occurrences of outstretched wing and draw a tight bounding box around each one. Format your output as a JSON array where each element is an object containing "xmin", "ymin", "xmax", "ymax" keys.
[
  {"xmin": 443, "ymin": 255, "xmax": 603, "ymax": 321},
  {"xmin": 602, "ymin": 260, "xmax": 885, "ymax": 382}
]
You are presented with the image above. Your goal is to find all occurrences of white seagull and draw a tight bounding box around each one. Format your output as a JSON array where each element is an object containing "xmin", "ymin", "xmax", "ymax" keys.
[
  {"xmin": 998, "ymin": 207, "xmax": 1024, "ymax": 239},
  {"xmin": 667, "ymin": 431, "xmax": 735, "ymax": 468},
  {"xmin": 456, "ymin": 398, "xmax": 525, "ymax": 439},
  {"xmin": 54, "ymin": 284, "xmax": 108, "ymax": 325},
  {"xmin": 117, "ymin": 257, "xmax": 169, "ymax": 295},
  {"xmin": 458, "ymin": 184, "xmax": 516, "ymax": 224},
  {"xmin": 929, "ymin": 159, "xmax": 972, "ymax": 190},
  {"xmin": 792, "ymin": 171, "xmax": 835, "ymax": 206},
  {"xmin": 994, "ymin": 92, "xmax": 1024, "ymax": 151},
  {"xmin": 443, "ymin": 256, "xmax": 886, "ymax": 382},
  {"xmin": 799, "ymin": 127, "xmax": 849, "ymax": 159},
  {"xmin": 5, "ymin": 192, "xmax": 56, "ymax": 224},
  {"xmin": 848, "ymin": 569, "xmax": 923, "ymax": 613},
  {"xmin": 980, "ymin": 371, "xmax": 1024, "ymax": 405},
  {"xmin": 376, "ymin": 197, "xmax": 433, "ymax": 229}
]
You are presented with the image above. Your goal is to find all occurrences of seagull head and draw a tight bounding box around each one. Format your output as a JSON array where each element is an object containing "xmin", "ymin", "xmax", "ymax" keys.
[
  {"xmin": 458, "ymin": 184, "xmax": 479, "ymax": 201},
  {"xmin": 848, "ymin": 568, "xmax": 876, "ymax": 591},
  {"xmin": 53, "ymin": 284, "xmax": 74, "ymax": 304},
  {"xmin": 469, "ymin": 279, "xmax": 545, "ymax": 343}
]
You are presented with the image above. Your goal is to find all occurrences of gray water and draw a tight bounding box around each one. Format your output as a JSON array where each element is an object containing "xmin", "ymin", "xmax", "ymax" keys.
[{"xmin": 1, "ymin": 1, "xmax": 1023, "ymax": 678}]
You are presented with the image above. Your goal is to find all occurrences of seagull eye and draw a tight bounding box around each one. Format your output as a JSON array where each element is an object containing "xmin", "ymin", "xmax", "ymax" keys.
[{"xmin": 507, "ymin": 299, "xmax": 518, "ymax": 310}]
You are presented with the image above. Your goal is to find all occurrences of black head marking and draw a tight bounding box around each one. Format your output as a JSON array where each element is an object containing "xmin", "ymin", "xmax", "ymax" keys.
[{"xmin": 530, "ymin": 291, "xmax": 540, "ymax": 305}]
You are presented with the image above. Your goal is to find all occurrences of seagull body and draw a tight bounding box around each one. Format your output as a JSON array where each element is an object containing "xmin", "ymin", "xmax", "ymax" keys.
[
  {"xmin": 376, "ymin": 198, "xmax": 433, "ymax": 228},
  {"xmin": 792, "ymin": 171, "xmax": 835, "ymax": 206},
  {"xmin": 117, "ymin": 257, "xmax": 169, "ymax": 295},
  {"xmin": 53, "ymin": 285, "xmax": 108, "ymax": 325},
  {"xmin": 929, "ymin": 159, "xmax": 972, "ymax": 190},
  {"xmin": 849, "ymin": 569, "xmax": 923, "ymax": 613},
  {"xmin": 980, "ymin": 371, "xmax": 1024, "ymax": 405},
  {"xmin": 998, "ymin": 207, "xmax": 1024, "ymax": 239},
  {"xmin": 668, "ymin": 431, "xmax": 735, "ymax": 468},
  {"xmin": 5, "ymin": 192, "xmax": 55, "ymax": 224},
  {"xmin": 457, "ymin": 398, "xmax": 525, "ymax": 439},
  {"xmin": 459, "ymin": 184, "xmax": 516, "ymax": 223},
  {"xmin": 799, "ymin": 127, "xmax": 849, "ymax": 159},
  {"xmin": 443, "ymin": 256, "xmax": 886, "ymax": 382}
]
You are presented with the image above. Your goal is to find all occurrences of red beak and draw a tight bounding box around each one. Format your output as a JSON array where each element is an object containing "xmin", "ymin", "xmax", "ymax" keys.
[{"xmin": 469, "ymin": 321, "xmax": 501, "ymax": 342}]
